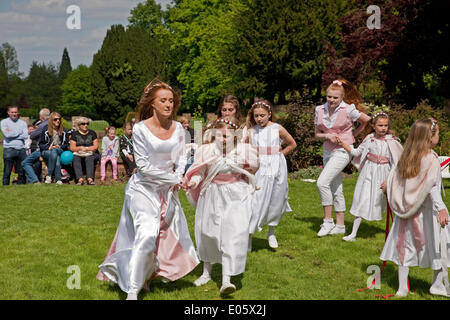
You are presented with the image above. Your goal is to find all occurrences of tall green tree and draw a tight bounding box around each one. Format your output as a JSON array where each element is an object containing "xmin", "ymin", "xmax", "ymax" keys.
[
  {"xmin": 23, "ymin": 61, "xmax": 61, "ymax": 111},
  {"xmin": 0, "ymin": 43, "xmax": 24, "ymax": 116},
  {"xmin": 226, "ymin": 0, "xmax": 354, "ymax": 104},
  {"xmin": 60, "ymin": 65, "xmax": 94, "ymax": 117},
  {"xmin": 91, "ymin": 24, "xmax": 166, "ymax": 125},
  {"xmin": 59, "ymin": 47, "xmax": 72, "ymax": 82},
  {"xmin": 128, "ymin": 0, "xmax": 164, "ymax": 35}
]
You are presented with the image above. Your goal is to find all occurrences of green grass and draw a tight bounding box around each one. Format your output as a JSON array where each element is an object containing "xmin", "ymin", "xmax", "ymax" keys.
[{"xmin": 0, "ymin": 147, "xmax": 450, "ymax": 300}]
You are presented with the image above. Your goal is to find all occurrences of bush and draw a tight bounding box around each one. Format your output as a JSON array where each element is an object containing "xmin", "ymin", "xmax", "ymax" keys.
[
  {"xmin": 278, "ymin": 87, "xmax": 323, "ymax": 172},
  {"xmin": 288, "ymin": 166, "xmax": 323, "ymax": 181}
]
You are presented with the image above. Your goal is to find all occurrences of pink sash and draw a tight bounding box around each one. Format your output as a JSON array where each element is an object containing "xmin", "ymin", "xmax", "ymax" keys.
[
  {"xmin": 212, "ymin": 173, "xmax": 248, "ymax": 184},
  {"xmin": 257, "ymin": 146, "xmax": 281, "ymax": 155},
  {"xmin": 366, "ymin": 152, "xmax": 390, "ymax": 164}
]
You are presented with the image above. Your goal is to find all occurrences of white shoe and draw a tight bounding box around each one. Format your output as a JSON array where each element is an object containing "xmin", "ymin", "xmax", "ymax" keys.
[
  {"xmin": 395, "ymin": 290, "xmax": 409, "ymax": 297},
  {"xmin": 342, "ymin": 235, "xmax": 356, "ymax": 242},
  {"xmin": 126, "ymin": 292, "xmax": 138, "ymax": 300},
  {"xmin": 56, "ymin": 180, "xmax": 63, "ymax": 185},
  {"xmin": 193, "ymin": 275, "xmax": 211, "ymax": 287},
  {"xmin": 317, "ymin": 220, "xmax": 335, "ymax": 237},
  {"xmin": 45, "ymin": 176, "xmax": 52, "ymax": 184},
  {"xmin": 329, "ymin": 225, "xmax": 346, "ymax": 235},
  {"xmin": 220, "ymin": 282, "xmax": 236, "ymax": 295},
  {"xmin": 430, "ymin": 285, "xmax": 450, "ymax": 297},
  {"xmin": 268, "ymin": 234, "xmax": 278, "ymax": 249}
]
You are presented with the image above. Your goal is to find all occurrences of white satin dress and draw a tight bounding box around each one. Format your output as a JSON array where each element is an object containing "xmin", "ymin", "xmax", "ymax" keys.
[
  {"xmin": 97, "ymin": 121, "xmax": 199, "ymax": 294},
  {"xmin": 249, "ymin": 124, "xmax": 292, "ymax": 234}
]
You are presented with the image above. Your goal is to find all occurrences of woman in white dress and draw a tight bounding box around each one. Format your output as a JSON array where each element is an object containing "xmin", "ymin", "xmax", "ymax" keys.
[
  {"xmin": 97, "ymin": 79, "xmax": 199, "ymax": 300},
  {"xmin": 184, "ymin": 116, "xmax": 259, "ymax": 295},
  {"xmin": 337, "ymin": 112, "xmax": 403, "ymax": 241},
  {"xmin": 246, "ymin": 99, "xmax": 297, "ymax": 249},
  {"xmin": 380, "ymin": 118, "xmax": 450, "ymax": 297}
]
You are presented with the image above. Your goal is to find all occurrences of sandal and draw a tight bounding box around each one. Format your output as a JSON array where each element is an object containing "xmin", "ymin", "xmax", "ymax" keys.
[
  {"xmin": 87, "ymin": 179, "xmax": 95, "ymax": 185},
  {"xmin": 76, "ymin": 179, "xmax": 84, "ymax": 185}
]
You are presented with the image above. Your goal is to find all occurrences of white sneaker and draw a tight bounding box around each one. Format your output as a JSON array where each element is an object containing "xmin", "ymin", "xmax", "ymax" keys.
[
  {"xmin": 268, "ymin": 234, "xmax": 278, "ymax": 249},
  {"xmin": 45, "ymin": 176, "xmax": 52, "ymax": 184},
  {"xmin": 329, "ymin": 225, "xmax": 346, "ymax": 235},
  {"xmin": 395, "ymin": 289, "xmax": 409, "ymax": 297},
  {"xmin": 342, "ymin": 235, "xmax": 356, "ymax": 242},
  {"xmin": 220, "ymin": 282, "xmax": 236, "ymax": 295},
  {"xmin": 56, "ymin": 180, "xmax": 63, "ymax": 185},
  {"xmin": 317, "ymin": 220, "xmax": 335, "ymax": 237},
  {"xmin": 193, "ymin": 275, "xmax": 211, "ymax": 287}
]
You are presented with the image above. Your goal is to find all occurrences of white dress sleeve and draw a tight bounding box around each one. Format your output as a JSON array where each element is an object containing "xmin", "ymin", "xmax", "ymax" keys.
[
  {"xmin": 430, "ymin": 171, "xmax": 448, "ymax": 212},
  {"xmin": 133, "ymin": 124, "xmax": 180, "ymax": 186}
]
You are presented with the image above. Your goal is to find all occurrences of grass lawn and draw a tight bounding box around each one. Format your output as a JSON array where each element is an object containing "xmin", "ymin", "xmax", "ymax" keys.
[{"xmin": 0, "ymin": 148, "xmax": 449, "ymax": 300}]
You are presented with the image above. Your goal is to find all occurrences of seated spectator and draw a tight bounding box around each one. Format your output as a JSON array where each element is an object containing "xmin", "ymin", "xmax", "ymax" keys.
[
  {"xmin": 38, "ymin": 112, "xmax": 69, "ymax": 185},
  {"xmin": 119, "ymin": 122, "xmax": 137, "ymax": 177},
  {"xmin": 100, "ymin": 126, "xmax": 119, "ymax": 181},
  {"xmin": 70, "ymin": 117, "xmax": 98, "ymax": 185},
  {"xmin": 1, "ymin": 106, "xmax": 28, "ymax": 185},
  {"xmin": 21, "ymin": 108, "xmax": 50, "ymax": 184}
]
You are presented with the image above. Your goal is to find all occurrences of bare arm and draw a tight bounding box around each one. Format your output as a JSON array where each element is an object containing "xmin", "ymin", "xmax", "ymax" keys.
[
  {"xmin": 279, "ymin": 125, "xmax": 296, "ymax": 156},
  {"xmin": 353, "ymin": 113, "xmax": 371, "ymax": 138}
]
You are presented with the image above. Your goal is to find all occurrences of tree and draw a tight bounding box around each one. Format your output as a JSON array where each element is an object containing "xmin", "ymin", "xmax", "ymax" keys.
[
  {"xmin": 59, "ymin": 48, "xmax": 72, "ymax": 82},
  {"xmin": 91, "ymin": 24, "xmax": 166, "ymax": 125},
  {"xmin": 0, "ymin": 43, "xmax": 24, "ymax": 116},
  {"xmin": 60, "ymin": 65, "xmax": 95, "ymax": 117},
  {"xmin": 226, "ymin": 0, "xmax": 354, "ymax": 105},
  {"xmin": 128, "ymin": 0, "xmax": 164, "ymax": 35},
  {"xmin": 23, "ymin": 61, "xmax": 61, "ymax": 111},
  {"xmin": 322, "ymin": 0, "xmax": 449, "ymax": 107}
]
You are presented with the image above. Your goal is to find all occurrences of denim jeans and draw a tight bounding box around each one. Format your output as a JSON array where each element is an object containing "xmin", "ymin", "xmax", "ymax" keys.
[
  {"xmin": 41, "ymin": 148, "xmax": 63, "ymax": 181},
  {"xmin": 21, "ymin": 150, "xmax": 42, "ymax": 183},
  {"xmin": 2, "ymin": 147, "xmax": 27, "ymax": 185}
]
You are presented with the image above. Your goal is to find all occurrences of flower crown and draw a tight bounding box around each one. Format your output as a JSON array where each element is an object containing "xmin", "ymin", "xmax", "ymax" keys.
[
  {"xmin": 332, "ymin": 80, "xmax": 343, "ymax": 86},
  {"xmin": 144, "ymin": 82, "xmax": 172, "ymax": 96},
  {"xmin": 252, "ymin": 99, "xmax": 271, "ymax": 110},
  {"xmin": 214, "ymin": 118, "xmax": 239, "ymax": 129},
  {"xmin": 372, "ymin": 112, "xmax": 388, "ymax": 119}
]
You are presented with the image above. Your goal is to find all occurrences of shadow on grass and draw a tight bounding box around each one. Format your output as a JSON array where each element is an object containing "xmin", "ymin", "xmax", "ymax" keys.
[
  {"xmin": 249, "ymin": 236, "xmax": 276, "ymax": 253},
  {"xmin": 359, "ymin": 261, "xmax": 433, "ymax": 298},
  {"xmin": 295, "ymin": 216, "xmax": 385, "ymax": 239}
]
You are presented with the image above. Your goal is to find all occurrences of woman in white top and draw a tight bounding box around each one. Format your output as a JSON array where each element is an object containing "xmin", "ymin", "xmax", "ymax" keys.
[{"xmin": 97, "ymin": 79, "xmax": 199, "ymax": 300}]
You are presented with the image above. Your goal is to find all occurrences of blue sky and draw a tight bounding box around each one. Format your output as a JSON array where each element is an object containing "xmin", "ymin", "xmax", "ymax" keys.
[{"xmin": 0, "ymin": 0, "xmax": 172, "ymax": 76}]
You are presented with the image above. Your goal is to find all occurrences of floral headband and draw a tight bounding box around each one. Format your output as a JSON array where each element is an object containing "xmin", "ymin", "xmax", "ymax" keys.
[
  {"xmin": 373, "ymin": 112, "xmax": 388, "ymax": 119},
  {"xmin": 214, "ymin": 118, "xmax": 239, "ymax": 130},
  {"xmin": 252, "ymin": 100, "xmax": 271, "ymax": 110},
  {"xmin": 144, "ymin": 82, "xmax": 172, "ymax": 96},
  {"xmin": 332, "ymin": 80, "xmax": 343, "ymax": 86}
]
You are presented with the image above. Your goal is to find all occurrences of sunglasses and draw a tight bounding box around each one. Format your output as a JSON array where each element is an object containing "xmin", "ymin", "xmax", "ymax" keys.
[
  {"xmin": 53, "ymin": 118, "xmax": 61, "ymax": 121},
  {"xmin": 79, "ymin": 122, "xmax": 89, "ymax": 126}
]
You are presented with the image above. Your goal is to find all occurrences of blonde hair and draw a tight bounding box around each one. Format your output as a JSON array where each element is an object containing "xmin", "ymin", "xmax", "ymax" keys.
[
  {"xmin": 73, "ymin": 117, "xmax": 89, "ymax": 132},
  {"xmin": 136, "ymin": 78, "xmax": 180, "ymax": 122},
  {"xmin": 326, "ymin": 79, "xmax": 367, "ymax": 113},
  {"xmin": 203, "ymin": 116, "xmax": 240, "ymax": 145},
  {"xmin": 397, "ymin": 118, "xmax": 438, "ymax": 179},
  {"xmin": 246, "ymin": 98, "xmax": 275, "ymax": 128}
]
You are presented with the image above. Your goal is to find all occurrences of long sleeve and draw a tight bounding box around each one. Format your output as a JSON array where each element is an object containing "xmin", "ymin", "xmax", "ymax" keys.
[
  {"xmin": 133, "ymin": 125, "xmax": 180, "ymax": 186},
  {"xmin": 112, "ymin": 137, "xmax": 119, "ymax": 158},
  {"xmin": 101, "ymin": 136, "xmax": 109, "ymax": 157},
  {"xmin": 350, "ymin": 141, "xmax": 366, "ymax": 157},
  {"xmin": 173, "ymin": 126, "xmax": 187, "ymax": 180},
  {"xmin": 430, "ymin": 170, "xmax": 448, "ymax": 212}
]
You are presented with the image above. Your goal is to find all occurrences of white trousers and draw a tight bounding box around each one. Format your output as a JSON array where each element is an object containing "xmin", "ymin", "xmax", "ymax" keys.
[{"xmin": 316, "ymin": 149, "xmax": 351, "ymax": 212}]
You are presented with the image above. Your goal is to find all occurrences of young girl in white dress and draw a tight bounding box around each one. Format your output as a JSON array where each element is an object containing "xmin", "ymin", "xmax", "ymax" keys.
[
  {"xmin": 97, "ymin": 79, "xmax": 199, "ymax": 300},
  {"xmin": 184, "ymin": 116, "xmax": 259, "ymax": 295},
  {"xmin": 246, "ymin": 99, "xmax": 297, "ymax": 249},
  {"xmin": 337, "ymin": 112, "xmax": 403, "ymax": 241},
  {"xmin": 380, "ymin": 118, "xmax": 450, "ymax": 297}
]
